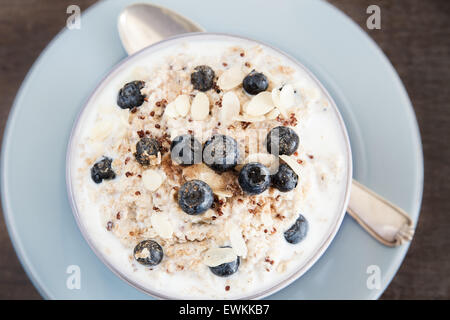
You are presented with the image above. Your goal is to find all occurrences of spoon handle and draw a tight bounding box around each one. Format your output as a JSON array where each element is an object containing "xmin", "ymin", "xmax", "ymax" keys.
[{"xmin": 347, "ymin": 180, "xmax": 415, "ymax": 247}]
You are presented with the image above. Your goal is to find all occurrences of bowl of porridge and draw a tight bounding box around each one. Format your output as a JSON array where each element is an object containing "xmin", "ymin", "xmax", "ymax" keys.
[{"xmin": 66, "ymin": 33, "xmax": 352, "ymax": 299}]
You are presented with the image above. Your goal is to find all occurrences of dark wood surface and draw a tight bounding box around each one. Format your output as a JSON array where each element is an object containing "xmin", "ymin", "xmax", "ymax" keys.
[{"xmin": 0, "ymin": 0, "xmax": 448, "ymax": 300}]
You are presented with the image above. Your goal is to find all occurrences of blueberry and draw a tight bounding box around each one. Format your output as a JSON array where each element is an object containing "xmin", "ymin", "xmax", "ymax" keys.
[
  {"xmin": 284, "ymin": 214, "xmax": 308, "ymax": 244},
  {"xmin": 135, "ymin": 137, "xmax": 160, "ymax": 166},
  {"xmin": 117, "ymin": 81, "xmax": 146, "ymax": 109},
  {"xmin": 203, "ymin": 134, "xmax": 239, "ymax": 172},
  {"xmin": 90, "ymin": 157, "xmax": 116, "ymax": 184},
  {"xmin": 133, "ymin": 240, "xmax": 163, "ymax": 266},
  {"xmin": 266, "ymin": 126, "xmax": 299, "ymax": 156},
  {"xmin": 238, "ymin": 162, "xmax": 271, "ymax": 195},
  {"xmin": 210, "ymin": 256, "xmax": 240, "ymax": 277},
  {"xmin": 271, "ymin": 164, "xmax": 298, "ymax": 192},
  {"xmin": 191, "ymin": 65, "xmax": 215, "ymax": 92},
  {"xmin": 243, "ymin": 70, "xmax": 268, "ymax": 95},
  {"xmin": 170, "ymin": 134, "xmax": 202, "ymax": 166},
  {"xmin": 178, "ymin": 180, "xmax": 214, "ymax": 215}
]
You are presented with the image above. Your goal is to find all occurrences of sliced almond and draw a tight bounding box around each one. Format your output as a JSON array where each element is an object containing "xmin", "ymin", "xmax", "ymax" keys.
[
  {"xmin": 151, "ymin": 214, "xmax": 173, "ymax": 239},
  {"xmin": 164, "ymin": 100, "xmax": 179, "ymax": 118},
  {"xmin": 245, "ymin": 153, "xmax": 277, "ymax": 165},
  {"xmin": 190, "ymin": 92, "xmax": 210, "ymax": 120},
  {"xmin": 142, "ymin": 169, "xmax": 164, "ymax": 191},
  {"xmin": 229, "ymin": 226, "xmax": 247, "ymax": 258},
  {"xmin": 246, "ymin": 91, "xmax": 275, "ymax": 116},
  {"xmin": 183, "ymin": 164, "xmax": 233, "ymax": 197},
  {"xmin": 217, "ymin": 65, "xmax": 245, "ymax": 90},
  {"xmin": 174, "ymin": 94, "xmax": 191, "ymax": 117},
  {"xmin": 203, "ymin": 247, "xmax": 237, "ymax": 267},
  {"xmin": 280, "ymin": 155, "xmax": 302, "ymax": 178},
  {"xmin": 279, "ymin": 84, "xmax": 295, "ymax": 109},
  {"xmin": 272, "ymin": 87, "xmax": 281, "ymax": 104},
  {"xmin": 235, "ymin": 153, "xmax": 278, "ymax": 174},
  {"xmin": 183, "ymin": 164, "xmax": 225, "ymax": 191},
  {"xmin": 271, "ymin": 88, "xmax": 288, "ymax": 117},
  {"xmin": 214, "ymin": 190, "xmax": 233, "ymax": 198},
  {"xmin": 220, "ymin": 91, "xmax": 240, "ymax": 125}
]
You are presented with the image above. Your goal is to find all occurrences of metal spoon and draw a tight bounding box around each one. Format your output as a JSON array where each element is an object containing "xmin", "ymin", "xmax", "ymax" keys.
[
  {"xmin": 118, "ymin": 3, "xmax": 204, "ymax": 55},
  {"xmin": 117, "ymin": 3, "xmax": 414, "ymax": 246}
]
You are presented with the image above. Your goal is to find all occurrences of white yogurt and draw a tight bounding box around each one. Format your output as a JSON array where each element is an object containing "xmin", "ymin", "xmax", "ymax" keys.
[{"xmin": 68, "ymin": 35, "xmax": 351, "ymax": 299}]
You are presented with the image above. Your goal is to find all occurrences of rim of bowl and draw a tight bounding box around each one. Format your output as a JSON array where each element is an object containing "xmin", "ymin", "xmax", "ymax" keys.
[{"xmin": 66, "ymin": 32, "xmax": 353, "ymax": 300}]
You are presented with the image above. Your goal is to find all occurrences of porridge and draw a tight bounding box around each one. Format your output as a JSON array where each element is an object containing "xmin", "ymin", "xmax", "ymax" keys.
[{"xmin": 69, "ymin": 36, "xmax": 350, "ymax": 299}]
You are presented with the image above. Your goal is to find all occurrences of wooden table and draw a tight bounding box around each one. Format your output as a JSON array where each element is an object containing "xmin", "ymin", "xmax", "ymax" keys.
[{"xmin": 0, "ymin": 0, "xmax": 448, "ymax": 299}]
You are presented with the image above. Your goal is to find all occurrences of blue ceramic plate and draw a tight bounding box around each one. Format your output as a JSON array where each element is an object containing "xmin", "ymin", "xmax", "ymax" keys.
[{"xmin": 1, "ymin": 0, "xmax": 423, "ymax": 299}]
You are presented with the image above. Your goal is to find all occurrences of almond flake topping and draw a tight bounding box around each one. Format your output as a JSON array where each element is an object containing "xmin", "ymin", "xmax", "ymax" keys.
[
  {"xmin": 228, "ymin": 225, "xmax": 247, "ymax": 258},
  {"xmin": 279, "ymin": 84, "xmax": 296, "ymax": 110},
  {"xmin": 279, "ymin": 155, "xmax": 302, "ymax": 178},
  {"xmin": 183, "ymin": 164, "xmax": 228, "ymax": 194},
  {"xmin": 174, "ymin": 94, "xmax": 191, "ymax": 117},
  {"xmin": 235, "ymin": 153, "xmax": 278, "ymax": 174},
  {"xmin": 142, "ymin": 169, "xmax": 164, "ymax": 191},
  {"xmin": 203, "ymin": 247, "xmax": 237, "ymax": 267},
  {"xmin": 271, "ymin": 87, "xmax": 288, "ymax": 117},
  {"xmin": 220, "ymin": 91, "xmax": 240, "ymax": 125},
  {"xmin": 151, "ymin": 214, "xmax": 173, "ymax": 239},
  {"xmin": 164, "ymin": 99, "xmax": 179, "ymax": 118},
  {"xmin": 214, "ymin": 190, "xmax": 233, "ymax": 198},
  {"xmin": 246, "ymin": 91, "xmax": 275, "ymax": 117},
  {"xmin": 217, "ymin": 65, "xmax": 246, "ymax": 90},
  {"xmin": 190, "ymin": 92, "xmax": 210, "ymax": 121}
]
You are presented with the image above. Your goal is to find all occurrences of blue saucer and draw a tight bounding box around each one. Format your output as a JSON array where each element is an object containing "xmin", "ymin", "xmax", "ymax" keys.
[{"xmin": 0, "ymin": 0, "xmax": 423, "ymax": 299}]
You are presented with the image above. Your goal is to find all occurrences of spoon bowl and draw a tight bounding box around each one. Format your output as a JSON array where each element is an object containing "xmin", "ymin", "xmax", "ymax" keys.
[{"xmin": 117, "ymin": 3, "xmax": 204, "ymax": 55}]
